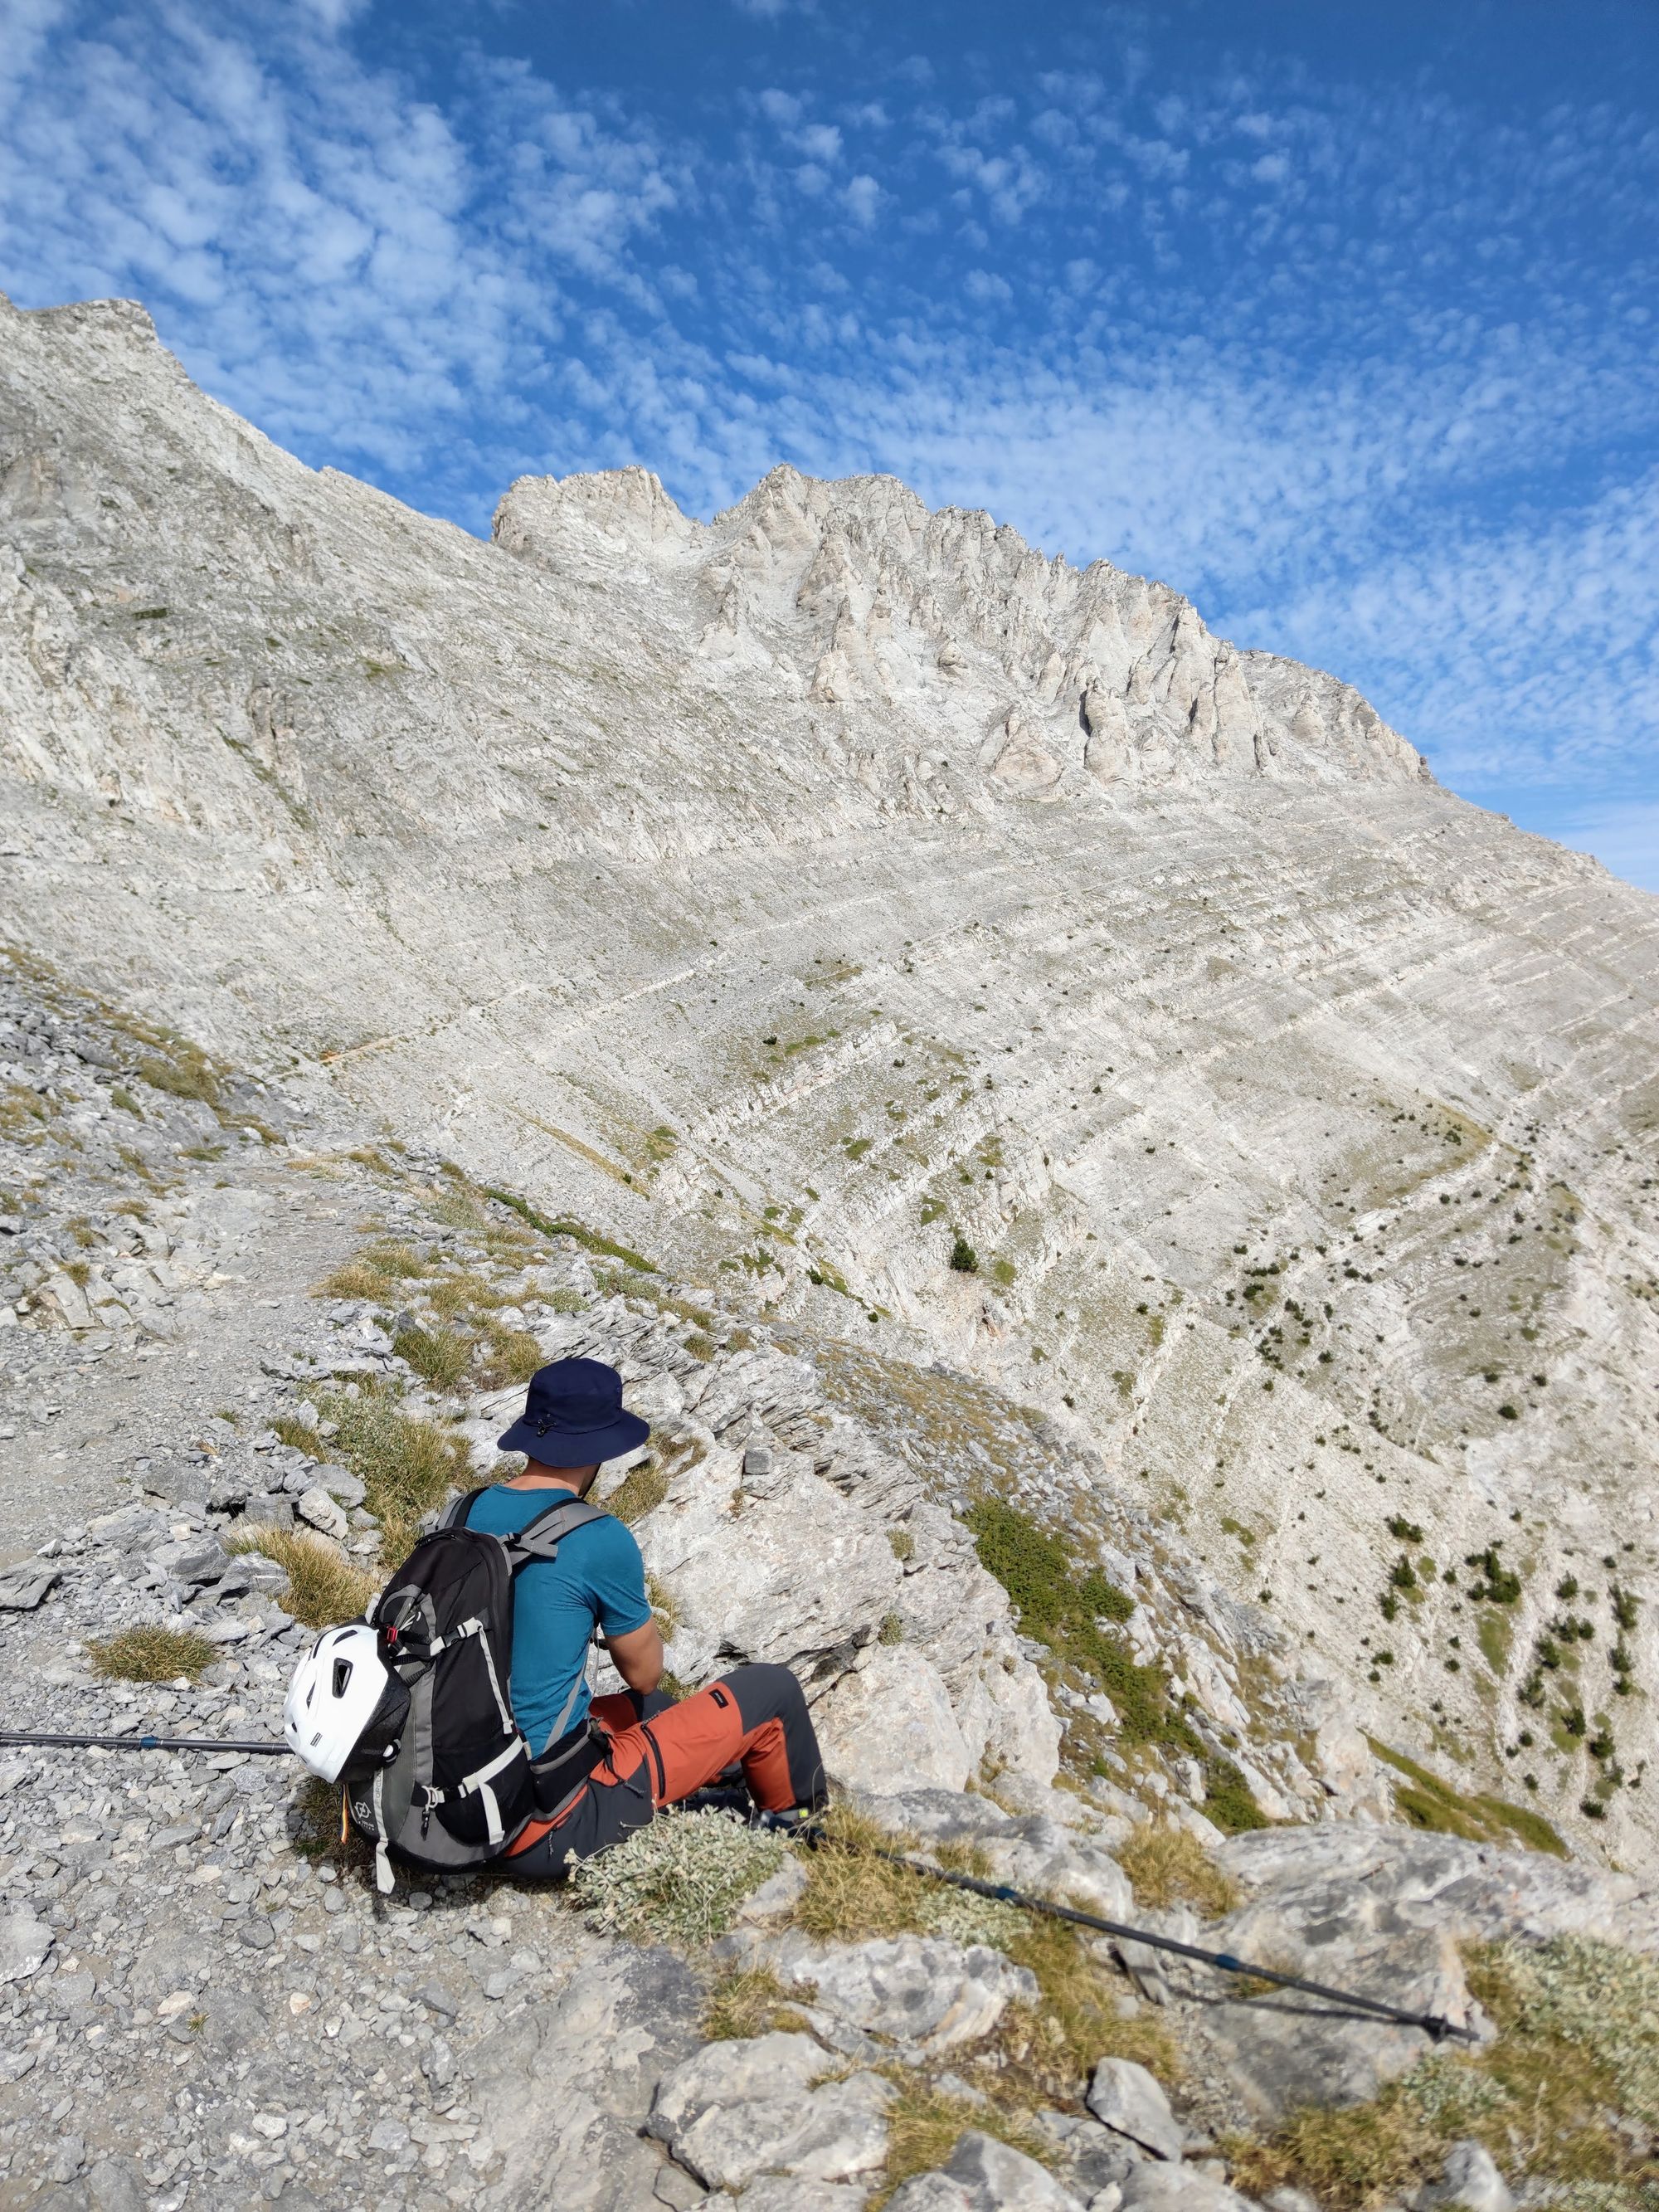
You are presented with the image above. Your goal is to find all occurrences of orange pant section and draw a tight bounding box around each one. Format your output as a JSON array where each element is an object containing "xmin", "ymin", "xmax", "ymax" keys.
[
  {"xmin": 504, "ymin": 1664, "xmax": 824, "ymax": 1868},
  {"xmin": 586, "ymin": 1681, "xmax": 798, "ymax": 1811}
]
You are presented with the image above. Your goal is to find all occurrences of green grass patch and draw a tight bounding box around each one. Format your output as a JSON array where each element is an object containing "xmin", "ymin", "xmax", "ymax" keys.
[
  {"xmin": 966, "ymin": 1495, "xmax": 1190, "ymax": 1749},
  {"xmin": 392, "ymin": 1322, "xmax": 474, "ymax": 1391},
  {"xmin": 484, "ymin": 1187, "xmax": 655, "ymax": 1272},
  {"xmin": 1203, "ymin": 1759, "xmax": 1272, "ymax": 1834},
  {"xmin": 1368, "ymin": 1739, "xmax": 1565, "ymax": 1858}
]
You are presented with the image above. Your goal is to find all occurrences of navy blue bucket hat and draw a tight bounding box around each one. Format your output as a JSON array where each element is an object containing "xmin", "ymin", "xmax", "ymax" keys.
[{"xmin": 497, "ymin": 1357, "xmax": 651, "ymax": 1468}]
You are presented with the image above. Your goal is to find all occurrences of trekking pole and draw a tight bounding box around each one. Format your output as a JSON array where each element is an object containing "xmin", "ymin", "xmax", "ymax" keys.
[
  {"xmin": 0, "ymin": 1730, "xmax": 289, "ymax": 1756},
  {"xmin": 774, "ymin": 1816, "xmax": 1479, "ymax": 2045}
]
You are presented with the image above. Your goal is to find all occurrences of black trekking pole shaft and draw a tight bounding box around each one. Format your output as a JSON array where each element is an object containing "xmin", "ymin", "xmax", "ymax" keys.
[
  {"xmin": 786, "ymin": 1820, "xmax": 1476, "ymax": 2045},
  {"xmin": 0, "ymin": 1730, "xmax": 289, "ymax": 1756},
  {"xmin": 909, "ymin": 1856, "xmax": 1476, "ymax": 2040}
]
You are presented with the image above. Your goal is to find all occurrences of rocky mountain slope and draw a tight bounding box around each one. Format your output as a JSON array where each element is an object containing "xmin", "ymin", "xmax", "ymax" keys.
[
  {"xmin": 2, "ymin": 288, "xmax": 1657, "ymax": 1884},
  {"xmin": 3, "ymin": 958, "xmax": 1657, "ymax": 2212}
]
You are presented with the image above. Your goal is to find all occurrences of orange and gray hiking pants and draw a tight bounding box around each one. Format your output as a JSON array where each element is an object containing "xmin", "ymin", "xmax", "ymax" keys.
[{"xmin": 503, "ymin": 1661, "xmax": 827, "ymax": 1877}]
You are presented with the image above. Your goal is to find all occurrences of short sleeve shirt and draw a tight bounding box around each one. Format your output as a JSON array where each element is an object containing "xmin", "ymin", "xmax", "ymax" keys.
[{"xmin": 463, "ymin": 1485, "xmax": 651, "ymax": 1753}]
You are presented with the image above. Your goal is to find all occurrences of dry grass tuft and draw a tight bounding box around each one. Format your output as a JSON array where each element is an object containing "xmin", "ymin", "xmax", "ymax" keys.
[
  {"xmin": 1118, "ymin": 1820, "xmax": 1241, "ymax": 1917},
  {"xmin": 319, "ymin": 1239, "xmax": 429, "ymax": 1303},
  {"xmin": 872, "ymin": 2082, "xmax": 1050, "ymax": 2210},
  {"xmin": 230, "ymin": 1527, "xmax": 379, "ymax": 1628},
  {"xmin": 426, "ymin": 1269, "xmax": 508, "ymax": 1319},
  {"xmin": 702, "ymin": 1963, "xmax": 812, "ymax": 2041},
  {"xmin": 309, "ymin": 1382, "xmax": 473, "ymax": 1558},
  {"xmin": 87, "ymin": 1624, "xmax": 217, "ymax": 1683},
  {"xmin": 606, "ymin": 1457, "xmax": 670, "ymax": 1525},
  {"xmin": 793, "ymin": 1805, "xmax": 934, "ymax": 1942},
  {"xmin": 392, "ymin": 1322, "xmax": 474, "ymax": 1392},
  {"xmin": 474, "ymin": 1321, "xmax": 543, "ymax": 1389}
]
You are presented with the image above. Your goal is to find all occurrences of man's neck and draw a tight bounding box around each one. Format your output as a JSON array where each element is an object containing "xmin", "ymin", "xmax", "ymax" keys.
[{"xmin": 505, "ymin": 1459, "xmax": 597, "ymax": 1496}]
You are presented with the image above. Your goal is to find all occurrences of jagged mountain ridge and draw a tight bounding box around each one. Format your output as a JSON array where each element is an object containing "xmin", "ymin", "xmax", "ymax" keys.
[
  {"xmin": 2, "ymin": 292, "xmax": 1658, "ymax": 1868},
  {"xmin": 495, "ymin": 460, "xmax": 1429, "ymax": 797}
]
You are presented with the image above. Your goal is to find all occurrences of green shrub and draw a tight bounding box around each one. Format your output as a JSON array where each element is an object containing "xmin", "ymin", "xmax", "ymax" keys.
[
  {"xmin": 570, "ymin": 1809, "xmax": 785, "ymax": 1946},
  {"xmin": 949, "ymin": 1235, "xmax": 980, "ymax": 1274},
  {"xmin": 1203, "ymin": 1759, "xmax": 1270, "ymax": 1834}
]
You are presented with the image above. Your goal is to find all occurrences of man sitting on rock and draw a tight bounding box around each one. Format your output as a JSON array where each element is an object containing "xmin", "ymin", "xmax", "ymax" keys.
[{"xmin": 465, "ymin": 1356, "xmax": 827, "ymax": 1874}]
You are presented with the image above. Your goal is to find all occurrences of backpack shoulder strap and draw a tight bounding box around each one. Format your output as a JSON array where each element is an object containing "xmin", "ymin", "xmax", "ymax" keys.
[
  {"xmin": 507, "ymin": 1497, "xmax": 610, "ymax": 1566},
  {"xmin": 440, "ymin": 1487, "xmax": 489, "ymax": 1531}
]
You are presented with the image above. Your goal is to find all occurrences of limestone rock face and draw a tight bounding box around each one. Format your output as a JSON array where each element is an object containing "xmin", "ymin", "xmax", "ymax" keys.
[{"xmin": 2, "ymin": 292, "xmax": 1658, "ymax": 1867}]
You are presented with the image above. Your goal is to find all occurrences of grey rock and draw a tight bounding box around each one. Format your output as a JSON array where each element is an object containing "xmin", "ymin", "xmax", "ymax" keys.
[
  {"xmin": 1413, "ymin": 2141, "xmax": 1515, "ymax": 2212},
  {"xmin": 1119, "ymin": 2166, "xmax": 1261, "ymax": 2212},
  {"xmin": 85, "ymin": 2157, "xmax": 144, "ymax": 2212},
  {"xmin": 888, "ymin": 2182, "xmax": 978, "ymax": 2212},
  {"xmin": 723, "ymin": 2185, "xmax": 871, "ymax": 2212},
  {"xmin": 754, "ymin": 1931, "xmax": 1039, "ymax": 2054},
  {"xmin": 295, "ymin": 1484, "xmax": 349, "ymax": 1539},
  {"xmin": 148, "ymin": 1533, "xmax": 228, "ymax": 1584},
  {"xmin": 241, "ymin": 1493, "xmax": 294, "ymax": 1529},
  {"xmin": 85, "ymin": 1504, "xmax": 164, "ymax": 1548},
  {"xmin": 1086, "ymin": 2059, "xmax": 1183, "ymax": 2162},
  {"xmin": 0, "ymin": 1561, "xmax": 59, "ymax": 1608},
  {"xmin": 945, "ymin": 2130, "xmax": 1089, "ymax": 2210},
  {"xmin": 0, "ymin": 1910, "xmax": 55, "ymax": 1983},
  {"xmin": 311, "ymin": 1460, "xmax": 367, "ymax": 1508},
  {"xmin": 731, "ymin": 1856, "xmax": 810, "ymax": 1927},
  {"xmin": 649, "ymin": 2031, "xmax": 892, "ymax": 2191},
  {"xmin": 1040, "ymin": 2116, "xmax": 1145, "ymax": 2196}
]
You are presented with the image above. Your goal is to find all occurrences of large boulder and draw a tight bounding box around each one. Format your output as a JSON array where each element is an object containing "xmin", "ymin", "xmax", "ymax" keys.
[
  {"xmin": 635, "ymin": 1445, "xmax": 902, "ymax": 1690},
  {"xmin": 722, "ymin": 1930, "xmax": 1039, "ymax": 2055},
  {"xmin": 647, "ymin": 2030, "xmax": 892, "ymax": 2193},
  {"xmin": 886, "ymin": 2131, "xmax": 1088, "ymax": 2211},
  {"xmin": 815, "ymin": 1644, "xmax": 974, "ymax": 1794}
]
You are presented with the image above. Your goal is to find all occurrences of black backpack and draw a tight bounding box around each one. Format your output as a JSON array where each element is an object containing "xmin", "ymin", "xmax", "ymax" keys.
[{"xmin": 343, "ymin": 1488, "xmax": 611, "ymax": 1891}]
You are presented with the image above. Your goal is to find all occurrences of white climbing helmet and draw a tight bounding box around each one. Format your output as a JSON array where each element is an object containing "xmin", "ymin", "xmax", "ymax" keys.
[{"xmin": 283, "ymin": 1624, "xmax": 401, "ymax": 1782}]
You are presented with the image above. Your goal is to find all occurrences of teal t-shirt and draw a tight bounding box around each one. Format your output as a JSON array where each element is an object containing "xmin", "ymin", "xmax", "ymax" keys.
[{"xmin": 464, "ymin": 1486, "xmax": 652, "ymax": 1754}]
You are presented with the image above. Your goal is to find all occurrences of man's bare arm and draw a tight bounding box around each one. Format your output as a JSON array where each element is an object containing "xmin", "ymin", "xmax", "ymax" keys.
[{"xmin": 604, "ymin": 1619, "xmax": 664, "ymax": 1694}]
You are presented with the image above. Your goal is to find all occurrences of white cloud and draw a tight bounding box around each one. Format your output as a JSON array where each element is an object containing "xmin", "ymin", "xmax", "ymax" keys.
[
  {"xmin": 843, "ymin": 173, "xmax": 881, "ymax": 226},
  {"xmin": 964, "ymin": 269, "xmax": 1012, "ymax": 305}
]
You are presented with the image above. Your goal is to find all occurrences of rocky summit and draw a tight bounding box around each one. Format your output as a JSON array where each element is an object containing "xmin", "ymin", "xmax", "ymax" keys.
[{"xmin": 0, "ymin": 293, "xmax": 1657, "ymax": 2211}]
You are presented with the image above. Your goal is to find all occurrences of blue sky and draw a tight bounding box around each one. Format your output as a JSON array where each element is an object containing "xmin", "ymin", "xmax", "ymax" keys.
[{"xmin": 3, "ymin": 0, "xmax": 1657, "ymax": 887}]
